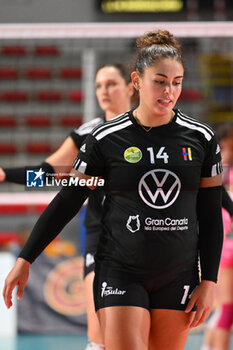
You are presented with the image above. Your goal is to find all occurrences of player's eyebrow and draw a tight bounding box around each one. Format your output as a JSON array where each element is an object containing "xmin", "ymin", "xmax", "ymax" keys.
[{"xmin": 155, "ymin": 73, "xmax": 183, "ymax": 79}]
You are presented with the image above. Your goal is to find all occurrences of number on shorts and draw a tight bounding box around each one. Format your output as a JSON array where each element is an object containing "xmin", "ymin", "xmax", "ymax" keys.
[{"xmin": 181, "ymin": 285, "xmax": 190, "ymax": 305}]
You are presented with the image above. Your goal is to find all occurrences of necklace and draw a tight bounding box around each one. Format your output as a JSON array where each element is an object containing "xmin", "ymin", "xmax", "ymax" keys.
[
  {"xmin": 133, "ymin": 109, "xmax": 174, "ymax": 132},
  {"xmin": 134, "ymin": 110, "xmax": 152, "ymax": 132}
]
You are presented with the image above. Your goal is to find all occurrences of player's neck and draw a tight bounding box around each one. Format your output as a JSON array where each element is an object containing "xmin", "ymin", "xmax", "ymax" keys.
[
  {"xmin": 134, "ymin": 106, "xmax": 174, "ymax": 128},
  {"xmin": 105, "ymin": 105, "xmax": 130, "ymax": 121}
]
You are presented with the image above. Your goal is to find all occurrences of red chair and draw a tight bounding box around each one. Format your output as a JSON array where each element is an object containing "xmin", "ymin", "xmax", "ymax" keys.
[
  {"xmin": 26, "ymin": 68, "xmax": 52, "ymax": 79},
  {"xmin": 0, "ymin": 91, "xmax": 28, "ymax": 102},
  {"xmin": 26, "ymin": 142, "xmax": 52, "ymax": 154},
  {"xmin": 26, "ymin": 115, "xmax": 51, "ymax": 127},
  {"xmin": 36, "ymin": 91, "xmax": 62, "ymax": 102},
  {"xmin": 0, "ymin": 143, "xmax": 17, "ymax": 154},
  {"xmin": 0, "ymin": 68, "xmax": 18, "ymax": 79},
  {"xmin": 60, "ymin": 115, "xmax": 82, "ymax": 127},
  {"xmin": 0, "ymin": 232, "xmax": 20, "ymax": 245},
  {"xmin": 1, "ymin": 46, "xmax": 26, "ymax": 55},
  {"xmin": 180, "ymin": 89, "xmax": 202, "ymax": 101},
  {"xmin": 0, "ymin": 116, "xmax": 17, "ymax": 127},
  {"xmin": 0, "ymin": 204, "xmax": 48, "ymax": 215},
  {"xmin": 68, "ymin": 90, "xmax": 83, "ymax": 103},
  {"xmin": 60, "ymin": 67, "xmax": 82, "ymax": 79},
  {"xmin": 34, "ymin": 46, "xmax": 59, "ymax": 55}
]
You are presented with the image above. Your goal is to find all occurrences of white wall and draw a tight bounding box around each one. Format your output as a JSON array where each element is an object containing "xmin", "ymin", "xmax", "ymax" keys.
[{"xmin": 0, "ymin": 252, "xmax": 17, "ymax": 337}]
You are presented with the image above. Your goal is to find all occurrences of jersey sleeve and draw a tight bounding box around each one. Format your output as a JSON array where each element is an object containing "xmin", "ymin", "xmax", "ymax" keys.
[
  {"xmin": 70, "ymin": 129, "xmax": 87, "ymax": 149},
  {"xmin": 69, "ymin": 117, "xmax": 103, "ymax": 150},
  {"xmin": 72, "ymin": 134, "xmax": 104, "ymax": 177},
  {"xmin": 201, "ymin": 133, "xmax": 222, "ymax": 177}
]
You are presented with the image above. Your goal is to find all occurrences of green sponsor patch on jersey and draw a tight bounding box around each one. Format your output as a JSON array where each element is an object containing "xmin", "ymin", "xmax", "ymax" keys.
[{"xmin": 124, "ymin": 147, "xmax": 142, "ymax": 163}]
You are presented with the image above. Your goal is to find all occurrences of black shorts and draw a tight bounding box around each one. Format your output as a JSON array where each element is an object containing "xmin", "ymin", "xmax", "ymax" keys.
[
  {"xmin": 83, "ymin": 230, "xmax": 100, "ymax": 278},
  {"xmin": 93, "ymin": 266, "xmax": 199, "ymax": 311}
]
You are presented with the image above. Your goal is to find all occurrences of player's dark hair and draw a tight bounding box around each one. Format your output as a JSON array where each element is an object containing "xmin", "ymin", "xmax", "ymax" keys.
[
  {"xmin": 132, "ymin": 29, "xmax": 184, "ymax": 75},
  {"xmin": 96, "ymin": 63, "xmax": 139, "ymax": 106},
  {"xmin": 97, "ymin": 63, "xmax": 131, "ymax": 84}
]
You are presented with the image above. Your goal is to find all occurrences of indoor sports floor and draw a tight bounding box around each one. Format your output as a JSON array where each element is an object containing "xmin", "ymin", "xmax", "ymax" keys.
[{"xmin": 1, "ymin": 332, "xmax": 233, "ymax": 350}]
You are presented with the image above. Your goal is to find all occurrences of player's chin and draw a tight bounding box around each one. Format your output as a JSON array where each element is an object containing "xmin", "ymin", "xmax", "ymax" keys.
[
  {"xmin": 155, "ymin": 104, "xmax": 173, "ymax": 116},
  {"xmin": 99, "ymin": 101, "xmax": 111, "ymax": 111}
]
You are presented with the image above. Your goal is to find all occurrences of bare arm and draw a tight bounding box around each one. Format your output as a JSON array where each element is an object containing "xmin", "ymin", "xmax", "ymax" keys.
[
  {"xmin": 46, "ymin": 136, "xmax": 79, "ymax": 178},
  {"xmin": 0, "ymin": 136, "xmax": 79, "ymax": 184},
  {"xmin": 3, "ymin": 258, "xmax": 30, "ymax": 309},
  {"xmin": 0, "ymin": 167, "xmax": 6, "ymax": 182},
  {"xmin": 199, "ymin": 174, "xmax": 222, "ymax": 188}
]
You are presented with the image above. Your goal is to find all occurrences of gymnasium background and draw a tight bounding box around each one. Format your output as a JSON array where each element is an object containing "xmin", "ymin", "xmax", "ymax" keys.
[{"xmin": 0, "ymin": 1, "xmax": 232, "ymax": 349}]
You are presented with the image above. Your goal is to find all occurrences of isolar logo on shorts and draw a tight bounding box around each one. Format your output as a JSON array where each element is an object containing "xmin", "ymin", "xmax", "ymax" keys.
[
  {"xmin": 124, "ymin": 146, "xmax": 142, "ymax": 163},
  {"xmin": 101, "ymin": 282, "xmax": 126, "ymax": 298},
  {"xmin": 138, "ymin": 169, "xmax": 181, "ymax": 209}
]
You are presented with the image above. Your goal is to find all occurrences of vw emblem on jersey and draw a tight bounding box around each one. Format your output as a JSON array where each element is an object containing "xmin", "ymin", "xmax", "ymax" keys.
[
  {"xmin": 124, "ymin": 146, "xmax": 142, "ymax": 163},
  {"xmin": 126, "ymin": 215, "xmax": 140, "ymax": 233},
  {"xmin": 138, "ymin": 169, "xmax": 181, "ymax": 209}
]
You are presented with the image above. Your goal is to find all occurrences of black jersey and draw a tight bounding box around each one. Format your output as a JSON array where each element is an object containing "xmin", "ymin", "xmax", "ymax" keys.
[
  {"xmin": 73, "ymin": 108, "xmax": 222, "ymax": 281},
  {"xmin": 70, "ymin": 116, "xmax": 103, "ymax": 149},
  {"xmin": 70, "ymin": 116, "xmax": 105, "ymax": 232}
]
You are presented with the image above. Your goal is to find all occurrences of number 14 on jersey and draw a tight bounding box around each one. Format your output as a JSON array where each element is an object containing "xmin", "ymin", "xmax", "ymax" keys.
[{"xmin": 147, "ymin": 147, "xmax": 169, "ymax": 164}]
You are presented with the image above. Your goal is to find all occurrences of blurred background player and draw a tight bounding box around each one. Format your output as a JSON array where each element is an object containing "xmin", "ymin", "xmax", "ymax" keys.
[
  {"xmin": 201, "ymin": 123, "xmax": 233, "ymax": 350},
  {"xmin": 0, "ymin": 63, "xmax": 135, "ymax": 350}
]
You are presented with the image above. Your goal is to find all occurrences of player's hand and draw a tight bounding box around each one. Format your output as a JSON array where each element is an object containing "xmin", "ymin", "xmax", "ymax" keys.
[
  {"xmin": 185, "ymin": 280, "xmax": 216, "ymax": 328},
  {"xmin": 0, "ymin": 168, "xmax": 6, "ymax": 182},
  {"xmin": 3, "ymin": 257, "xmax": 31, "ymax": 309}
]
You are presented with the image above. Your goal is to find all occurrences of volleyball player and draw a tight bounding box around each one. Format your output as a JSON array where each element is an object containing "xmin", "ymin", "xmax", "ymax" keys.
[
  {"xmin": 0, "ymin": 63, "xmax": 134, "ymax": 350},
  {"xmin": 3, "ymin": 29, "xmax": 223, "ymax": 350},
  {"xmin": 201, "ymin": 124, "xmax": 233, "ymax": 350}
]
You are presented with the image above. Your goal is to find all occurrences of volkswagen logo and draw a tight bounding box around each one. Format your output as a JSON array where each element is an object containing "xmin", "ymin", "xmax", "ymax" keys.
[{"xmin": 138, "ymin": 169, "xmax": 181, "ymax": 209}]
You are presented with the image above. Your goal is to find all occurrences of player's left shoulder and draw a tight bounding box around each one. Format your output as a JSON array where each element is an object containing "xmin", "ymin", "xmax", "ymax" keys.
[{"xmin": 175, "ymin": 109, "xmax": 215, "ymax": 141}]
